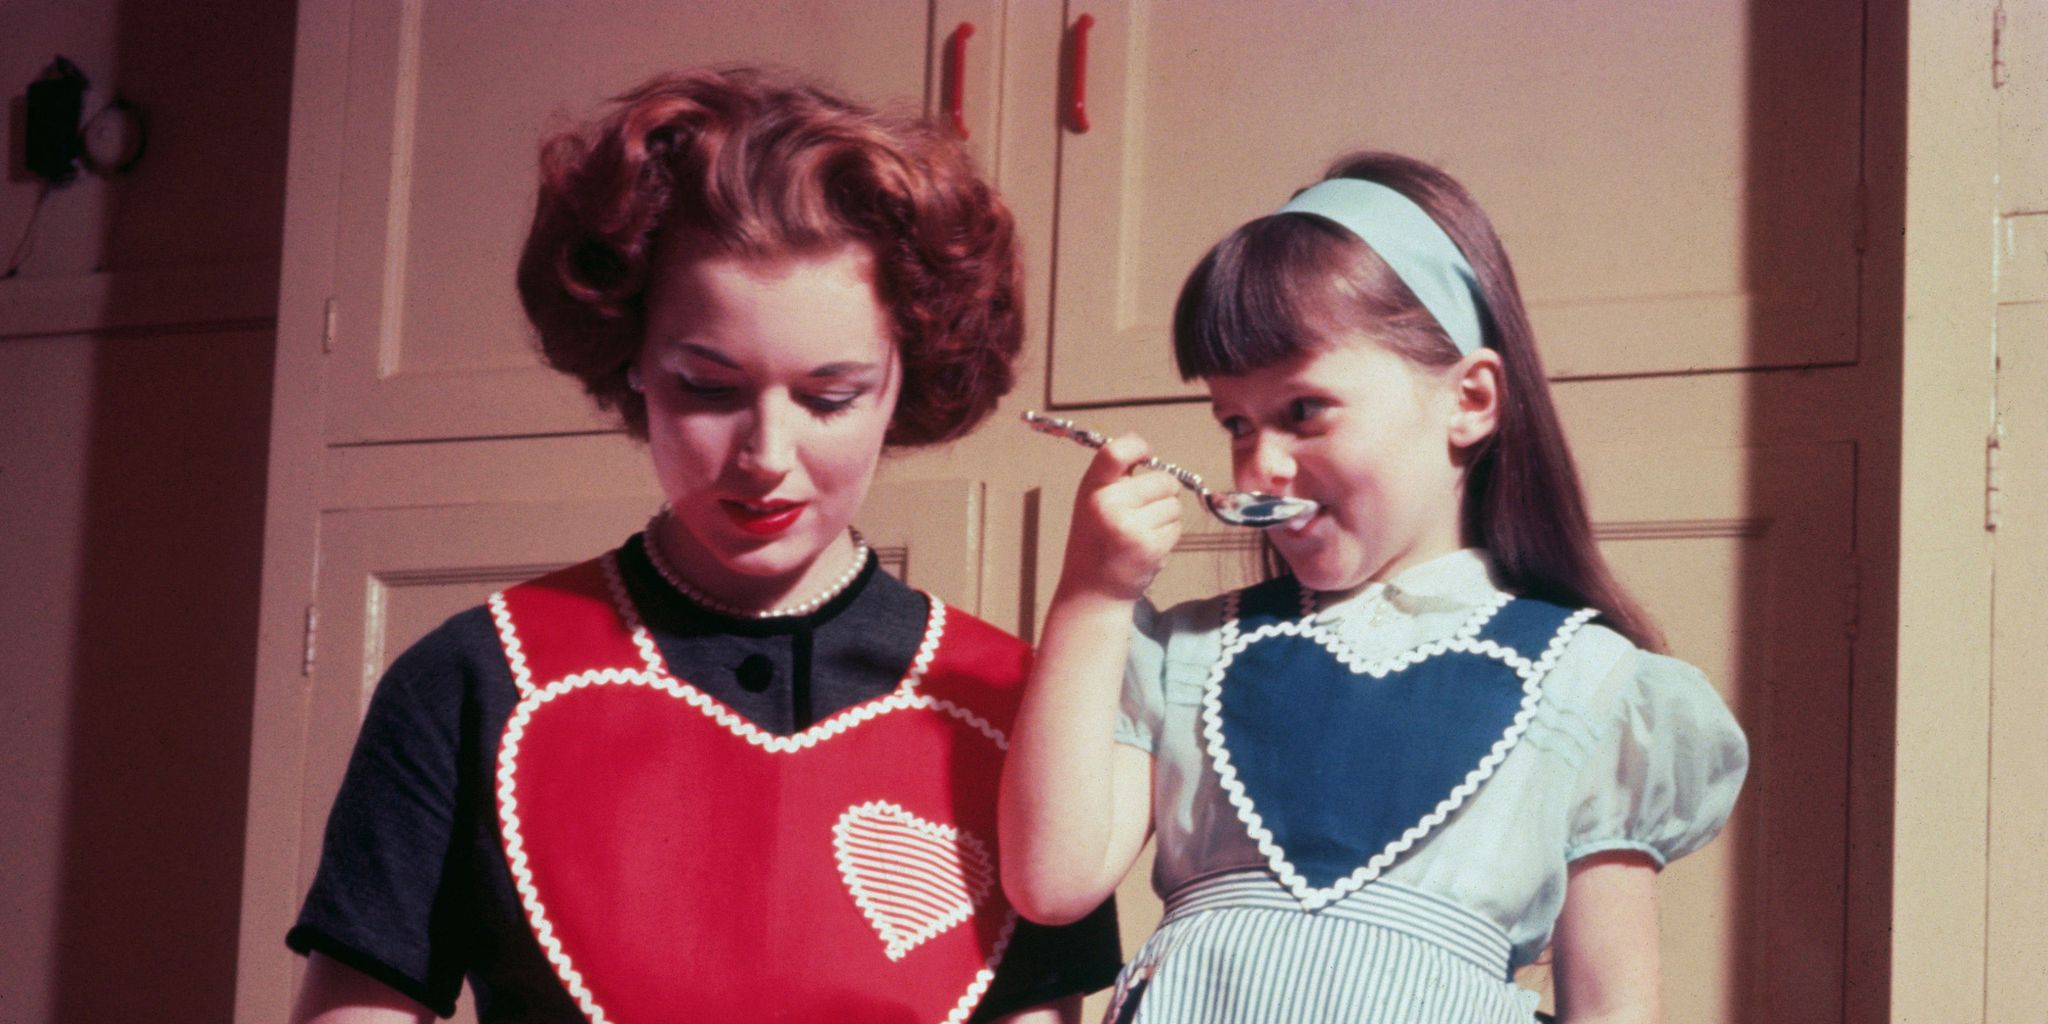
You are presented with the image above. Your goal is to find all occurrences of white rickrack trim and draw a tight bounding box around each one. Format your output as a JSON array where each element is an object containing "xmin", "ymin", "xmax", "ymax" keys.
[
  {"xmin": 1199, "ymin": 603, "xmax": 1600, "ymax": 911},
  {"xmin": 495, "ymin": 667, "xmax": 656, "ymax": 1024},
  {"xmin": 945, "ymin": 920, "xmax": 1015, "ymax": 1024},
  {"xmin": 832, "ymin": 800, "xmax": 997, "ymax": 961},
  {"xmin": 598, "ymin": 551, "xmax": 670, "ymax": 677},
  {"xmin": 488, "ymin": 590, "xmax": 537, "ymax": 698},
  {"xmin": 1453, "ymin": 590, "xmax": 1515, "ymax": 643},
  {"xmin": 1218, "ymin": 589, "xmax": 1245, "ymax": 652},
  {"xmin": 1230, "ymin": 601, "xmax": 1526, "ymax": 684},
  {"xmin": 550, "ymin": 579, "xmax": 999, "ymax": 753}
]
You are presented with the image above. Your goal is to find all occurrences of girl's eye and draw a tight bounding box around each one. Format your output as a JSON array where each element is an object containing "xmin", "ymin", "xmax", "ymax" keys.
[
  {"xmin": 1217, "ymin": 415, "xmax": 1252, "ymax": 440},
  {"xmin": 1286, "ymin": 397, "xmax": 1332, "ymax": 428}
]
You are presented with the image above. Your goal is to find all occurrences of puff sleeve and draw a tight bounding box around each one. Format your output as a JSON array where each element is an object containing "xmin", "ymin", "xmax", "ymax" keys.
[
  {"xmin": 1564, "ymin": 651, "xmax": 1749, "ymax": 867},
  {"xmin": 1113, "ymin": 597, "xmax": 1169, "ymax": 753}
]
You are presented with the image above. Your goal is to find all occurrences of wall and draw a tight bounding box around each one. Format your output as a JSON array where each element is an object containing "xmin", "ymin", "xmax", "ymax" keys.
[{"xmin": 0, "ymin": 2, "xmax": 293, "ymax": 1022}]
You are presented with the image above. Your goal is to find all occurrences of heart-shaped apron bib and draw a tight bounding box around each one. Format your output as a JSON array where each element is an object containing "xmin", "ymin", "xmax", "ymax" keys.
[
  {"xmin": 487, "ymin": 557, "xmax": 1028, "ymax": 1023},
  {"xmin": 1201, "ymin": 577, "xmax": 1596, "ymax": 910}
]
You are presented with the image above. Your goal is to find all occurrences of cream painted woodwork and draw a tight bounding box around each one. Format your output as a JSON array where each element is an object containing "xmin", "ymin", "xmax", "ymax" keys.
[
  {"xmin": 1045, "ymin": 0, "xmax": 1865, "ymax": 405},
  {"xmin": 1887, "ymin": 0, "xmax": 2006, "ymax": 1018},
  {"xmin": 1988, "ymin": 297, "xmax": 2046, "ymax": 1021},
  {"xmin": 322, "ymin": 0, "xmax": 1000, "ymax": 443},
  {"xmin": 288, "ymin": 475, "xmax": 982, "ymax": 1020},
  {"xmin": 1987, "ymin": 2, "xmax": 2046, "ymax": 1014},
  {"xmin": 1574, "ymin": 441, "xmax": 1854, "ymax": 1024}
]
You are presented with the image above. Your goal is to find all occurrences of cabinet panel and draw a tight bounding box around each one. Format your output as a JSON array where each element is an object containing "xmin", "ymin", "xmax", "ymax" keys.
[
  {"xmin": 1570, "ymin": 441, "xmax": 1854, "ymax": 1022},
  {"xmin": 325, "ymin": 0, "xmax": 998, "ymax": 443},
  {"xmin": 1048, "ymin": 0, "xmax": 1864, "ymax": 405}
]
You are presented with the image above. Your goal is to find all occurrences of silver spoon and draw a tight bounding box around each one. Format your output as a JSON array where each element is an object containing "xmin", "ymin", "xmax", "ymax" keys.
[{"xmin": 1022, "ymin": 411, "xmax": 1318, "ymax": 528}]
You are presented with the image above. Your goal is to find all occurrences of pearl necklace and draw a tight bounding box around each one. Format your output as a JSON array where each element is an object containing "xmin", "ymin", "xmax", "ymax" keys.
[{"xmin": 642, "ymin": 511, "xmax": 869, "ymax": 619}]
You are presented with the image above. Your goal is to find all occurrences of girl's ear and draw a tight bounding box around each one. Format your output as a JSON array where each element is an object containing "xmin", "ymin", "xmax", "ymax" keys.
[{"xmin": 1447, "ymin": 348, "xmax": 1504, "ymax": 449}]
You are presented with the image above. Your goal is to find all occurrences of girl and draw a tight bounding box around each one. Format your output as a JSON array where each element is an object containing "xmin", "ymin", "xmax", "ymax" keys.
[
  {"xmin": 1000, "ymin": 153, "xmax": 1747, "ymax": 1022},
  {"xmin": 288, "ymin": 67, "xmax": 1119, "ymax": 1023}
]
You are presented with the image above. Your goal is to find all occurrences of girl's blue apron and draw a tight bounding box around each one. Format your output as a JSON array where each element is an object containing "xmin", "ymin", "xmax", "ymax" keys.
[{"xmin": 1106, "ymin": 576, "xmax": 1592, "ymax": 1023}]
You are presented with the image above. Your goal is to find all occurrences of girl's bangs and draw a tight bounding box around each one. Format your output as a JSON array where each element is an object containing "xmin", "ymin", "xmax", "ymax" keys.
[{"xmin": 1172, "ymin": 216, "xmax": 1350, "ymax": 380}]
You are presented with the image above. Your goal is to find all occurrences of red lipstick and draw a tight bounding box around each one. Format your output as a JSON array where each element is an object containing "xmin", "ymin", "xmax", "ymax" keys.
[{"xmin": 723, "ymin": 500, "xmax": 804, "ymax": 536}]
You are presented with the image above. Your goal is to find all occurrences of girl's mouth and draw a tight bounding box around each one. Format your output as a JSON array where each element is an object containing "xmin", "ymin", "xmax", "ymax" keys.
[
  {"xmin": 722, "ymin": 499, "xmax": 805, "ymax": 536},
  {"xmin": 1269, "ymin": 504, "xmax": 1320, "ymax": 535}
]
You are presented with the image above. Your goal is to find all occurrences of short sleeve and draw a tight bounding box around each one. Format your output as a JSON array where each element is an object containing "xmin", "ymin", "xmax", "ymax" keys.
[
  {"xmin": 1564, "ymin": 651, "xmax": 1749, "ymax": 868},
  {"xmin": 1113, "ymin": 598, "xmax": 1169, "ymax": 753},
  {"xmin": 286, "ymin": 613, "xmax": 482, "ymax": 1017}
]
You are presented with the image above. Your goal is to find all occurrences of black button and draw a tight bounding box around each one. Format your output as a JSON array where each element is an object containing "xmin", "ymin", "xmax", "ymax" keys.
[{"xmin": 735, "ymin": 654, "xmax": 774, "ymax": 692}]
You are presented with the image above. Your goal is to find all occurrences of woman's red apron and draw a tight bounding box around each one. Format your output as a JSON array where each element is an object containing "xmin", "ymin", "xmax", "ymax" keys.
[{"xmin": 487, "ymin": 555, "xmax": 1030, "ymax": 1024}]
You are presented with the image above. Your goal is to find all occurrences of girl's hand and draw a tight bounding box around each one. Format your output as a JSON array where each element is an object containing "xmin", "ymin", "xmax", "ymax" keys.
[{"xmin": 1058, "ymin": 433, "xmax": 1184, "ymax": 603}]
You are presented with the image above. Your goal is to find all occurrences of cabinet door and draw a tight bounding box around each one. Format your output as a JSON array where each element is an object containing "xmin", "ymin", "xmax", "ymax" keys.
[
  {"xmin": 322, "ymin": 0, "xmax": 1001, "ymax": 443},
  {"xmin": 1563, "ymin": 440, "xmax": 1855, "ymax": 1024},
  {"xmin": 1046, "ymin": 0, "xmax": 1864, "ymax": 405}
]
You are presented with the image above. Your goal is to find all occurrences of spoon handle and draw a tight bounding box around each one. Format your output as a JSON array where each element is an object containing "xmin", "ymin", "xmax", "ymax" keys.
[{"xmin": 1021, "ymin": 411, "xmax": 1209, "ymax": 495}]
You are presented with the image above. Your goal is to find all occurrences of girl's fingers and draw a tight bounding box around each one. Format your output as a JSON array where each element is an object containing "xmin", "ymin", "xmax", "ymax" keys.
[
  {"xmin": 1095, "ymin": 467, "xmax": 1182, "ymax": 514},
  {"xmin": 1080, "ymin": 433, "xmax": 1152, "ymax": 490},
  {"xmin": 1130, "ymin": 496, "xmax": 1183, "ymax": 531},
  {"xmin": 1123, "ymin": 468, "xmax": 1183, "ymax": 504}
]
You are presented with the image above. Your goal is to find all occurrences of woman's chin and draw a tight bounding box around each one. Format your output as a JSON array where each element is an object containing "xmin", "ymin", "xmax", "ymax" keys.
[{"xmin": 714, "ymin": 545, "xmax": 820, "ymax": 588}]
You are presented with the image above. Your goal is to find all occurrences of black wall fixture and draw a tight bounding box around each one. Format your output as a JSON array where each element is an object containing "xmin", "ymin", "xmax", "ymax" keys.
[{"xmin": 25, "ymin": 56, "xmax": 89, "ymax": 185}]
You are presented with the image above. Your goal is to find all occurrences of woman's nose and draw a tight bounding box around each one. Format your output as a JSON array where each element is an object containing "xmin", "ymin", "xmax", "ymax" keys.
[
  {"xmin": 1236, "ymin": 432, "xmax": 1296, "ymax": 492},
  {"xmin": 736, "ymin": 397, "xmax": 799, "ymax": 478}
]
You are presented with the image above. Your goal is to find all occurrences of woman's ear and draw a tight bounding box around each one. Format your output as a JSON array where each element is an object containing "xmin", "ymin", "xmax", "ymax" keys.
[{"xmin": 1447, "ymin": 348, "xmax": 1503, "ymax": 448}]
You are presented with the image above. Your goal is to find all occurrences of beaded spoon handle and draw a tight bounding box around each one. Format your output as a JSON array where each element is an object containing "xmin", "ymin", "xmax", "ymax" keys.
[{"xmin": 1021, "ymin": 411, "xmax": 1317, "ymax": 528}]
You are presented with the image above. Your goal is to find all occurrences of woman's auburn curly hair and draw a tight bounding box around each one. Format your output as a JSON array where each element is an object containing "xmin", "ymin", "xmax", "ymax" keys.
[{"xmin": 516, "ymin": 65, "xmax": 1023, "ymax": 446}]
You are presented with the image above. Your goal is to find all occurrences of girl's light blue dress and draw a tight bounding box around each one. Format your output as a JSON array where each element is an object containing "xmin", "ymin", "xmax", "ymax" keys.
[{"xmin": 1108, "ymin": 549, "xmax": 1748, "ymax": 1022}]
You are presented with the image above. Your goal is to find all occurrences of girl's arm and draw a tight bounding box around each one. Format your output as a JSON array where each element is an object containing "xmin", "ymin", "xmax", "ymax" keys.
[
  {"xmin": 288, "ymin": 953, "xmax": 433, "ymax": 1024},
  {"xmin": 1551, "ymin": 851, "xmax": 1663, "ymax": 1024},
  {"xmin": 1000, "ymin": 435, "xmax": 1181, "ymax": 924}
]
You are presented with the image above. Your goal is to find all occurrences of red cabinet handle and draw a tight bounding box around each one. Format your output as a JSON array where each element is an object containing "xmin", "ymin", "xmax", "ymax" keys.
[
  {"xmin": 1069, "ymin": 13, "xmax": 1094, "ymax": 133},
  {"xmin": 945, "ymin": 22, "xmax": 974, "ymax": 139}
]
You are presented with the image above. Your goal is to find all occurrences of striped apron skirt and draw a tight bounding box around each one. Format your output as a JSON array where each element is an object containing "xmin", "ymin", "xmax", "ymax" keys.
[{"xmin": 1103, "ymin": 870, "xmax": 1541, "ymax": 1023}]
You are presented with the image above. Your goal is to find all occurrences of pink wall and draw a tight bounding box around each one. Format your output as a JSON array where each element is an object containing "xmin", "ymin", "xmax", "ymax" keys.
[{"xmin": 0, "ymin": 2, "xmax": 293, "ymax": 1021}]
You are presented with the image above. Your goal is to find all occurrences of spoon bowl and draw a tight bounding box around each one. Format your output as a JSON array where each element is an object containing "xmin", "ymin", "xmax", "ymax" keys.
[
  {"xmin": 1201, "ymin": 489, "xmax": 1319, "ymax": 528},
  {"xmin": 1021, "ymin": 411, "xmax": 1318, "ymax": 528}
]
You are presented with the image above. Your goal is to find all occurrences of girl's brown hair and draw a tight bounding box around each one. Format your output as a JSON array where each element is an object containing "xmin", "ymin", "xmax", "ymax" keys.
[
  {"xmin": 517, "ymin": 65, "xmax": 1023, "ymax": 445},
  {"xmin": 1173, "ymin": 152, "xmax": 1663, "ymax": 650}
]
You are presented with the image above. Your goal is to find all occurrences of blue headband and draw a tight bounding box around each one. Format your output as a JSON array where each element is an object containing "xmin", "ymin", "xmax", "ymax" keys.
[{"xmin": 1275, "ymin": 178, "xmax": 1487, "ymax": 355}]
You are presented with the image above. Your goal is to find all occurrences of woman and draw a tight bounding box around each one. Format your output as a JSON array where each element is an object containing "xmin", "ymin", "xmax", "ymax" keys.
[{"xmin": 288, "ymin": 66, "xmax": 1120, "ymax": 1023}]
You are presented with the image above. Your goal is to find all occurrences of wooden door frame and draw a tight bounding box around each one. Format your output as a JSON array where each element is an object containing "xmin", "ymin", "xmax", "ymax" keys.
[
  {"xmin": 233, "ymin": 0, "xmax": 351, "ymax": 1020},
  {"xmin": 1886, "ymin": 0, "xmax": 2002, "ymax": 1019}
]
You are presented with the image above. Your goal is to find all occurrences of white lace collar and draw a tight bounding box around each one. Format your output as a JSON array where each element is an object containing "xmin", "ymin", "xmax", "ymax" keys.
[{"xmin": 1313, "ymin": 548, "xmax": 1502, "ymax": 622}]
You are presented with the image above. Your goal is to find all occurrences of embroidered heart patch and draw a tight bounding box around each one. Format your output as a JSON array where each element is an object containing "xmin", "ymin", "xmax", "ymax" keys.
[
  {"xmin": 834, "ymin": 801, "xmax": 996, "ymax": 960},
  {"xmin": 1203, "ymin": 618, "xmax": 1564, "ymax": 910}
]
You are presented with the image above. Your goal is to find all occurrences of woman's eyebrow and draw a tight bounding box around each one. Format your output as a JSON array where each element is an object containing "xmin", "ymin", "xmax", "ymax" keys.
[
  {"xmin": 807, "ymin": 361, "xmax": 882, "ymax": 379},
  {"xmin": 669, "ymin": 342, "xmax": 740, "ymax": 368}
]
